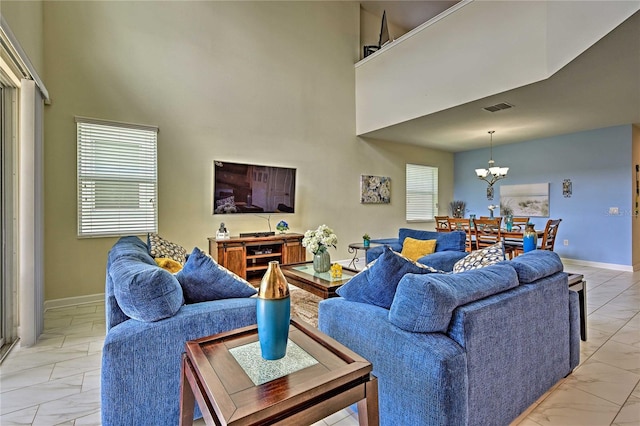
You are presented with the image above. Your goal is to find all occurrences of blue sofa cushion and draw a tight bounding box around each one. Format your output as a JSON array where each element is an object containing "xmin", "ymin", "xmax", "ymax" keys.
[
  {"xmin": 509, "ymin": 250, "xmax": 564, "ymax": 283},
  {"xmin": 452, "ymin": 242, "xmax": 505, "ymax": 273},
  {"xmin": 336, "ymin": 246, "xmax": 440, "ymax": 309},
  {"xmin": 176, "ymin": 247, "xmax": 257, "ymax": 304},
  {"xmin": 389, "ymin": 263, "xmax": 519, "ymax": 333},
  {"xmin": 110, "ymin": 257, "xmax": 184, "ymax": 322},
  {"xmin": 398, "ymin": 228, "xmax": 466, "ymax": 252}
]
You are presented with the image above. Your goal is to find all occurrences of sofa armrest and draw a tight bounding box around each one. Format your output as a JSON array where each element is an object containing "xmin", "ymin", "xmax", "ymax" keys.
[
  {"xmin": 418, "ymin": 251, "xmax": 468, "ymax": 272},
  {"xmin": 318, "ymin": 298, "xmax": 468, "ymax": 425},
  {"xmin": 101, "ymin": 298, "xmax": 256, "ymax": 426}
]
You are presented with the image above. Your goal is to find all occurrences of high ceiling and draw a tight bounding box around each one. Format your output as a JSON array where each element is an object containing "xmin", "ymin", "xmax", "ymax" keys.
[{"xmin": 359, "ymin": 3, "xmax": 640, "ymax": 152}]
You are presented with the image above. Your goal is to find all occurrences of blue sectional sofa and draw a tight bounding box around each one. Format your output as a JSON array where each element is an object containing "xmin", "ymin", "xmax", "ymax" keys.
[
  {"xmin": 101, "ymin": 236, "xmax": 257, "ymax": 426},
  {"xmin": 367, "ymin": 228, "xmax": 468, "ymax": 271},
  {"xmin": 319, "ymin": 250, "xmax": 580, "ymax": 426}
]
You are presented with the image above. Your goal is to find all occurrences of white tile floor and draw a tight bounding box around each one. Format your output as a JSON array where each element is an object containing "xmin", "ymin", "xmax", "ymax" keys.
[{"xmin": 1, "ymin": 264, "xmax": 638, "ymax": 425}]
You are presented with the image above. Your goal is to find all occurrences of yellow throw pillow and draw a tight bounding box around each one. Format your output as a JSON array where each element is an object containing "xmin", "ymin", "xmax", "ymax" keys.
[
  {"xmin": 401, "ymin": 237, "xmax": 437, "ymax": 262},
  {"xmin": 155, "ymin": 257, "xmax": 183, "ymax": 274}
]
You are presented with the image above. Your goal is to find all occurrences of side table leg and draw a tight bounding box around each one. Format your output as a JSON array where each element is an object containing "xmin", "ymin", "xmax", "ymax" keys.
[
  {"xmin": 579, "ymin": 281, "xmax": 587, "ymax": 341},
  {"xmin": 357, "ymin": 374, "xmax": 379, "ymax": 426},
  {"xmin": 347, "ymin": 246, "xmax": 358, "ymax": 269},
  {"xmin": 179, "ymin": 354, "xmax": 195, "ymax": 426}
]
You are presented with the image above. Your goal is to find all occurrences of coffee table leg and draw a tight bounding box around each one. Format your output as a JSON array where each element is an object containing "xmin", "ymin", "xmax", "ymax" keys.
[
  {"xmin": 179, "ymin": 354, "xmax": 195, "ymax": 426},
  {"xmin": 357, "ymin": 374, "xmax": 379, "ymax": 426}
]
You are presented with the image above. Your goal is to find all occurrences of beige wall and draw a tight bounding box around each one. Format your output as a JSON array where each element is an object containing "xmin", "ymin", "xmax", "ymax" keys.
[
  {"xmin": 633, "ymin": 124, "xmax": 640, "ymax": 269},
  {"xmin": 1, "ymin": 1, "xmax": 44, "ymax": 76},
  {"xmin": 30, "ymin": 1, "xmax": 453, "ymax": 301}
]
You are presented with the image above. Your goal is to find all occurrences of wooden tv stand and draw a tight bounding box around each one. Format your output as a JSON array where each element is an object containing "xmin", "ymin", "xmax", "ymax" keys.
[{"xmin": 209, "ymin": 233, "xmax": 306, "ymax": 283}]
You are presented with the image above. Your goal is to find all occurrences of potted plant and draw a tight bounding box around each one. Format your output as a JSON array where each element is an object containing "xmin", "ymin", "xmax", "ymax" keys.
[{"xmin": 362, "ymin": 233, "xmax": 371, "ymax": 248}]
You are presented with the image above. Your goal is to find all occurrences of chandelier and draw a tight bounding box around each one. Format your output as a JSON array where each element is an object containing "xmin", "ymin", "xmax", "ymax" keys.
[{"xmin": 475, "ymin": 130, "xmax": 508, "ymax": 200}]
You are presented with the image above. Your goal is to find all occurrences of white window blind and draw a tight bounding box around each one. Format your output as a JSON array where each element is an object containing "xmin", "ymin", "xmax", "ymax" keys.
[
  {"xmin": 406, "ymin": 164, "xmax": 438, "ymax": 222},
  {"xmin": 76, "ymin": 117, "xmax": 158, "ymax": 237}
]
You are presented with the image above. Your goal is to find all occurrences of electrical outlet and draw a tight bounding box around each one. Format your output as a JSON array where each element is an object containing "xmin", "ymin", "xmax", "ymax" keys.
[
  {"xmin": 563, "ymin": 239, "xmax": 569, "ymax": 246},
  {"xmin": 609, "ymin": 207, "xmax": 619, "ymax": 215}
]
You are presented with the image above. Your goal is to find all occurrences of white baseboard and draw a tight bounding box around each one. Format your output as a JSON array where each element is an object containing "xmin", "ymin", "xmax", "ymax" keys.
[
  {"xmin": 561, "ymin": 257, "xmax": 635, "ymax": 272},
  {"xmin": 44, "ymin": 293, "xmax": 105, "ymax": 311}
]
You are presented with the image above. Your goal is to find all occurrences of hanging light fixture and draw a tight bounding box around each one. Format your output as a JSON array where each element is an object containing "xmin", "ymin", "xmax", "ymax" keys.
[{"xmin": 475, "ymin": 130, "xmax": 508, "ymax": 200}]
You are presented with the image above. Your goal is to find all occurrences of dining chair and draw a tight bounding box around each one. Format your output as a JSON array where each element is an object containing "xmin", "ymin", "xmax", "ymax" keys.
[
  {"xmin": 511, "ymin": 217, "xmax": 530, "ymax": 231},
  {"xmin": 435, "ymin": 216, "xmax": 450, "ymax": 232},
  {"xmin": 448, "ymin": 217, "xmax": 473, "ymax": 252},
  {"xmin": 539, "ymin": 219, "xmax": 562, "ymax": 251},
  {"xmin": 473, "ymin": 218, "xmax": 501, "ymax": 246}
]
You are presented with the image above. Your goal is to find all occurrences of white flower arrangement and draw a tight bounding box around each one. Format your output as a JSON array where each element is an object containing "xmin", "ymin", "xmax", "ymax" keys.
[{"xmin": 302, "ymin": 224, "xmax": 338, "ymax": 255}]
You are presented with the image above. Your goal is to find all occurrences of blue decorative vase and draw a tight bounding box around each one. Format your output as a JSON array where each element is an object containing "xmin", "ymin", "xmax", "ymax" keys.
[
  {"xmin": 313, "ymin": 250, "xmax": 331, "ymax": 273},
  {"xmin": 505, "ymin": 215, "xmax": 513, "ymax": 232},
  {"xmin": 523, "ymin": 223, "xmax": 538, "ymax": 253},
  {"xmin": 257, "ymin": 261, "xmax": 290, "ymax": 360},
  {"xmin": 363, "ymin": 239, "xmax": 370, "ymax": 248}
]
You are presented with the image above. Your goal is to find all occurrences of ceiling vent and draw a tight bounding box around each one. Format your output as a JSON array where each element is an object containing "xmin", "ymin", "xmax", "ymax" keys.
[{"xmin": 483, "ymin": 102, "xmax": 514, "ymax": 113}]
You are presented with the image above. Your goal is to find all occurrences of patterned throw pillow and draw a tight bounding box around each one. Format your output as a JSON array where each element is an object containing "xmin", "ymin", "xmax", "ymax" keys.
[
  {"xmin": 175, "ymin": 247, "xmax": 257, "ymax": 304},
  {"xmin": 453, "ymin": 242, "xmax": 505, "ymax": 273},
  {"xmin": 401, "ymin": 237, "xmax": 437, "ymax": 262},
  {"xmin": 147, "ymin": 233, "xmax": 188, "ymax": 264}
]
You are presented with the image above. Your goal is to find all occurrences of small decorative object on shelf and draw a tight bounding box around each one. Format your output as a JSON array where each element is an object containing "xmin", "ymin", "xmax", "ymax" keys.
[
  {"xmin": 523, "ymin": 223, "xmax": 538, "ymax": 253},
  {"xmin": 302, "ymin": 224, "xmax": 338, "ymax": 273},
  {"xmin": 505, "ymin": 214, "xmax": 513, "ymax": 232},
  {"xmin": 330, "ymin": 263, "xmax": 343, "ymax": 279},
  {"xmin": 216, "ymin": 222, "xmax": 229, "ymax": 240},
  {"xmin": 276, "ymin": 220, "xmax": 289, "ymax": 233},
  {"xmin": 362, "ymin": 233, "xmax": 371, "ymax": 248},
  {"xmin": 256, "ymin": 261, "xmax": 290, "ymax": 360}
]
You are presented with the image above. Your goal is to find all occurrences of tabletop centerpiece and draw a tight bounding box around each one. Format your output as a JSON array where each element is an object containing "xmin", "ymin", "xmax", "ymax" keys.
[{"xmin": 302, "ymin": 224, "xmax": 338, "ymax": 273}]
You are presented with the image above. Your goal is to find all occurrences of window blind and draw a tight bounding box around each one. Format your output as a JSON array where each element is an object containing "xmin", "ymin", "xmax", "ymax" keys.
[
  {"xmin": 76, "ymin": 117, "xmax": 158, "ymax": 237},
  {"xmin": 406, "ymin": 164, "xmax": 438, "ymax": 222}
]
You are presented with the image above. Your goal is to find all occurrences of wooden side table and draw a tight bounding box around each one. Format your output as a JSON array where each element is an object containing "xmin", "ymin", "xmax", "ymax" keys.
[
  {"xmin": 567, "ymin": 273, "xmax": 587, "ymax": 341},
  {"xmin": 180, "ymin": 319, "xmax": 379, "ymax": 425}
]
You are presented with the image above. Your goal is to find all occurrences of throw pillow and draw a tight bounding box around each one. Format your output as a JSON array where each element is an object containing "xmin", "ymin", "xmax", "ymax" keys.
[
  {"xmin": 175, "ymin": 247, "xmax": 257, "ymax": 304},
  {"xmin": 453, "ymin": 242, "xmax": 505, "ymax": 273},
  {"xmin": 155, "ymin": 257, "xmax": 183, "ymax": 274},
  {"xmin": 401, "ymin": 237, "xmax": 436, "ymax": 262},
  {"xmin": 336, "ymin": 246, "xmax": 442, "ymax": 309},
  {"xmin": 110, "ymin": 257, "xmax": 184, "ymax": 322},
  {"xmin": 147, "ymin": 233, "xmax": 188, "ymax": 264}
]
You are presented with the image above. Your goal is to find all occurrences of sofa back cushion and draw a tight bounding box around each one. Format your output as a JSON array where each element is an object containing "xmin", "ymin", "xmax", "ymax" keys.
[
  {"xmin": 398, "ymin": 228, "xmax": 466, "ymax": 252},
  {"xmin": 389, "ymin": 263, "xmax": 519, "ymax": 333},
  {"xmin": 508, "ymin": 250, "xmax": 564, "ymax": 283},
  {"xmin": 109, "ymin": 256, "xmax": 184, "ymax": 322}
]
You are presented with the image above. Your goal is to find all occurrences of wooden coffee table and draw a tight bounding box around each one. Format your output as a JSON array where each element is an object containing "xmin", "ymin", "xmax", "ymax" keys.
[
  {"xmin": 281, "ymin": 262, "xmax": 359, "ymax": 299},
  {"xmin": 179, "ymin": 318, "xmax": 378, "ymax": 425}
]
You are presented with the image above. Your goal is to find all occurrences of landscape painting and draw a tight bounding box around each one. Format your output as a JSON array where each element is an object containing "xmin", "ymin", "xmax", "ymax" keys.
[{"xmin": 500, "ymin": 183, "xmax": 549, "ymax": 217}]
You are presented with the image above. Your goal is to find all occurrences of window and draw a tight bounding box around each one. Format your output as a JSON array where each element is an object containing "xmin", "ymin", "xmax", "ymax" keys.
[
  {"xmin": 76, "ymin": 117, "xmax": 158, "ymax": 237},
  {"xmin": 406, "ymin": 164, "xmax": 438, "ymax": 222}
]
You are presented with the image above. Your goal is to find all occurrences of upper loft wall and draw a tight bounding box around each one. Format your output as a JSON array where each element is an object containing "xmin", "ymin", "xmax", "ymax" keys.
[
  {"xmin": 356, "ymin": 0, "xmax": 640, "ymax": 136},
  {"xmin": 1, "ymin": 0, "xmax": 44, "ymax": 77}
]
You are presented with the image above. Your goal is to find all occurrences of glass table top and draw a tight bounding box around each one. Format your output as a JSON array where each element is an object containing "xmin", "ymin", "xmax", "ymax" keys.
[
  {"xmin": 229, "ymin": 339, "xmax": 318, "ymax": 386},
  {"xmin": 291, "ymin": 264, "xmax": 358, "ymax": 282}
]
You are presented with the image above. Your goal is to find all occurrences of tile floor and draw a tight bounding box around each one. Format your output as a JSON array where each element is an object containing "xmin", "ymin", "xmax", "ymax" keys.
[{"xmin": 1, "ymin": 264, "xmax": 638, "ymax": 425}]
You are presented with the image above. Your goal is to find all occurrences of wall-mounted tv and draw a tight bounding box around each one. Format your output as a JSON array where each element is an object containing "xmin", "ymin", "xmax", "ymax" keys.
[{"xmin": 213, "ymin": 161, "xmax": 296, "ymax": 214}]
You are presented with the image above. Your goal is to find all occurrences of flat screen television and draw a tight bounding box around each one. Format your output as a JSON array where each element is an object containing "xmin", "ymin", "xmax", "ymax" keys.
[{"xmin": 213, "ymin": 161, "xmax": 296, "ymax": 214}]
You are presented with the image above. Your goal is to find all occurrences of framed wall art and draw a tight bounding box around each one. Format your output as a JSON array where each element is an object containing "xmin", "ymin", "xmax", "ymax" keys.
[
  {"xmin": 500, "ymin": 183, "xmax": 549, "ymax": 217},
  {"xmin": 360, "ymin": 175, "xmax": 391, "ymax": 204}
]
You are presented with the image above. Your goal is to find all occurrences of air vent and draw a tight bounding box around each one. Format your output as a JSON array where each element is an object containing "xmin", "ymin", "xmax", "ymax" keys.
[{"xmin": 483, "ymin": 102, "xmax": 514, "ymax": 113}]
